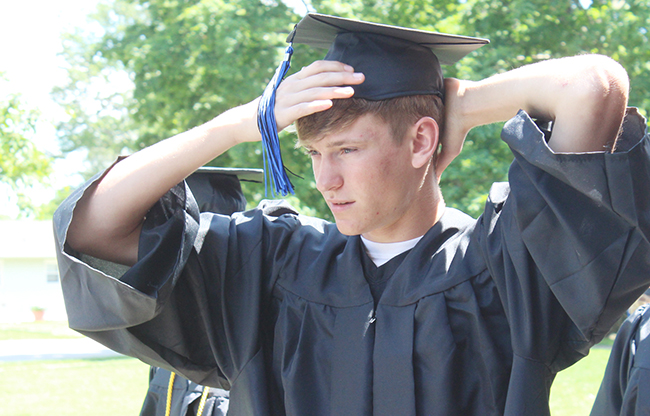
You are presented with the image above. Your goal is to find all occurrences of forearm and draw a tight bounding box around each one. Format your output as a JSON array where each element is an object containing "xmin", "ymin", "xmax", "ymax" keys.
[
  {"xmin": 65, "ymin": 61, "xmax": 362, "ymax": 266},
  {"xmin": 452, "ymin": 54, "xmax": 629, "ymax": 152},
  {"xmin": 67, "ymin": 100, "xmax": 261, "ymax": 266}
]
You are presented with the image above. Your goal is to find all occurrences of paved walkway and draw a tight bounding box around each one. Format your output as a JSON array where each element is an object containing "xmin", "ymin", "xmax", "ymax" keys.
[{"xmin": 0, "ymin": 337, "xmax": 123, "ymax": 361}]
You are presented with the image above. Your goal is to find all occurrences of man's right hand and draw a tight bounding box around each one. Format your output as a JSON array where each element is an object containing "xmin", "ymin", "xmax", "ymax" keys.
[{"xmin": 273, "ymin": 60, "xmax": 364, "ymax": 132}]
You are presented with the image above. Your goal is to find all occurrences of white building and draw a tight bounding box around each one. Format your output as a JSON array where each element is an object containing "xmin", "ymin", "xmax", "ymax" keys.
[{"xmin": 0, "ymin": 220, "xmax": 67, "ymax": 322}]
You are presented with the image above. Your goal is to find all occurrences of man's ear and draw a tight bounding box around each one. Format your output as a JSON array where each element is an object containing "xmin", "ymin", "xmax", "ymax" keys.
[{"xmin": 410, "ymin": 117, "xmax": 439, "ymax": 169}]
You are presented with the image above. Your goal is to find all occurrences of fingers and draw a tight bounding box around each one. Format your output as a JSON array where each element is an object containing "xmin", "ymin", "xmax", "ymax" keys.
[
  {"xmin": 290, "ymin": 60, "xmax": 356, "ymax": 82},
  {"xmin": 274, "ymin": 60, "xmax": 365, "ymax": 130}
]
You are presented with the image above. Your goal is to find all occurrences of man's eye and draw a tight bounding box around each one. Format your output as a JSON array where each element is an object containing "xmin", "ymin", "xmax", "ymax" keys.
[{"xmin": 342, "ymin": 148, "xmax": 356, "ymax": 154}]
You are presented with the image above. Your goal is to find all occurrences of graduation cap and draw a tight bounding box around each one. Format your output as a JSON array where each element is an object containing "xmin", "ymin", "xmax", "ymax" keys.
[
  {"xmin": 290, "ymin": 14, "xmax": 489, "ymax": 100},
  {"xmin": 186, "ymin": 167, "xmax": 263, "ymax": 215},
  {"xmin": 257, "ymin": 13, "xmax": 489, "ymax": 195}
]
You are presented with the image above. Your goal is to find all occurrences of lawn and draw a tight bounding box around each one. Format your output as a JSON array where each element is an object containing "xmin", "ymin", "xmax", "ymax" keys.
[
  {"xmin": 0, "ymin": 320, "xmax": 82, "ymax": 340},
  {"xmin": 0, "ymin": 321, "xmax": 150, "ymax": 415},
  {"xmin": 0, "ymin": 348, "xmax": 612, "ymax": 416},
  {"xmin": 0, "ymin": 321, "xmax": 613, "ymax": 415},
  {"xmin": 549, "ymin": 347, "xmax": 611, "ymax": 416},
  {"xmin": 0, "ymin": 357, "xmax": 151, "ymax": 416}
]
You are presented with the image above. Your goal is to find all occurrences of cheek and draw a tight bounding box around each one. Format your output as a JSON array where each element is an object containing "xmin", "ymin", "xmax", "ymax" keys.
[{"xmin": 375, "ymin": 155, "xmax": 409, "ymax": 190}]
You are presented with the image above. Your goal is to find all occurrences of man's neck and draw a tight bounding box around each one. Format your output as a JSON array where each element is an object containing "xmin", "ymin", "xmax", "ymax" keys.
[{"xmin": 362, "ymin": 197, "xmax": 445, "ymax": 243}]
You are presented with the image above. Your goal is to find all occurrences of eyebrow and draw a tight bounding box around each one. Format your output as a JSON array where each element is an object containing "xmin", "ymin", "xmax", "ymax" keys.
[
  {"xmin": 313, "ymin": 137, "xmax": 368, "ymax": 150},
  {"xmin": 328, "ymin": 139, "xmax": 357, "ymax": 147}
]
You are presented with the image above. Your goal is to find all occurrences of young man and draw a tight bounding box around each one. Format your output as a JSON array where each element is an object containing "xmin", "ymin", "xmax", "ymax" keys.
[{"xmin": 54, "ymin": 14, "xmax": 650, "ymax": 416}]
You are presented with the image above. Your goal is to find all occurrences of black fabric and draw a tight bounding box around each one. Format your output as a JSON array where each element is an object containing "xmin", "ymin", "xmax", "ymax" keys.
[
  {"xmin": 290, "ymin": 13, "xmax": 489, "ymax": 65},
  {"xmin": 289, "ymin": 14, "xmax": 488, "ymax": 100},
  {"xmin": 140, "ymin": 367, "xmax": 229, "ymax": 416},
  {"xmin": 54, "ymin": 108, "xmax": 650, "ymax": 416},
  {"xmin": 323, "ymin": 32, "xmax": 444, "ymax": 100},
  {"xmin": 139, "ymin": 167, "xmax": 254, "ymax": 416},
  {"xmin": 590, "ymin": 305, "xmax": 650, "ymax": 416},
  {"xmin": 184, "ymin": 172, "xmax": 246, "ymax": 215},
  {"xmin": 360, "ymin": 245, "xmax": 410, "ymax": 308}
]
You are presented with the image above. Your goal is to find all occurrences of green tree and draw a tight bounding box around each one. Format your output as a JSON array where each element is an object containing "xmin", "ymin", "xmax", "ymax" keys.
[
  {"xmin": 54, "ymin": 0, "xmax": 324, "ymax": 213},
  {"xmin": 310, "ymin": 0, "xmax": 650, "ymax": 216},
  {"xmin": 0, "ymin": 79, "xmax": 53, "ymax": 217},
  {"xmin": 441, "ymin": 0, "xmax": 650, "ymax": 216},
  {"xmin": 56, "ymin": 0, "xmax": 650, "ymax": 219}
]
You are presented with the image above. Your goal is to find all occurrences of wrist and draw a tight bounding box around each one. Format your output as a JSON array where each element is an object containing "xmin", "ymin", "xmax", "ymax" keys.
[
  {"xmin": 444, "ymin": 78, "xmax": 472, "ymax": 137},
  {"xmin": 207, "ymin": 99, "xmax": 262, "ymax": 146}
]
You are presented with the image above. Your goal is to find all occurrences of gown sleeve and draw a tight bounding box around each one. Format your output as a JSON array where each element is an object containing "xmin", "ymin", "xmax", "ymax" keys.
[
  {"xmin": 478, "ymin": 108, "xmax": 650, "ymax": 372},
  {"xmin": 53, "ymin": 163, "xmax": 300, "ymax": 388}
]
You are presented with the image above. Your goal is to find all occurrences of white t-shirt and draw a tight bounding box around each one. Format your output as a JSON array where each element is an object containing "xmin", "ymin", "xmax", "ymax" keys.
[{"xmin": 360, "ymin": 235, "xmax": 423, "ymax": 267}]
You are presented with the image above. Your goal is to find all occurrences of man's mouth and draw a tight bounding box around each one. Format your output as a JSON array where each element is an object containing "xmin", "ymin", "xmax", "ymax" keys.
[{"xmin": 328, "ymin": 200, "xmax": 354, "ymax": 209}]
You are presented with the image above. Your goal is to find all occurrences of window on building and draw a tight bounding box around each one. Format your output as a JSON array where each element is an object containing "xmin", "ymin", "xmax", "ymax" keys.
[{"xmin": 46, "ymin": 263, "xmax": 59, "ymax": 283}]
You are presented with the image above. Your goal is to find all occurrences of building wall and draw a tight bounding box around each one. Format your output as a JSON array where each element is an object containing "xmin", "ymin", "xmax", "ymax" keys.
[{"xmin": 0, "ymin": 257, "xmax": 67, "ymax": 322}]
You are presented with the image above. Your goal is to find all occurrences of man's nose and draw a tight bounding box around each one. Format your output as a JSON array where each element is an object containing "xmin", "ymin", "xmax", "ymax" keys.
[{"xmin": 315, "ymin": 158, "xmax": 343, "ymax": 193}]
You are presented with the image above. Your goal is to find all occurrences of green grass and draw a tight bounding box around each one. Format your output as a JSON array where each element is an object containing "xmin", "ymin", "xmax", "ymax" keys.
[
  {"xmin": 0, "ymin": 321, "xmax": 82, "ymax": 340},
  {"xmin": 549, "ymin": 347, "xmax": 611, "ymax": 416},
  {"xmin": 0, "ymin": 357, "xmax": 150, "ymax": 416},
  {"xmin": 0, "ymin": 347, "xmax": 612, "ymax": 416},
  {"xmin": 0, "ymin": 321, "xmax": 614, "ymax": 415},
  {"xmin": 0, "ymin": 321, "xmax": 150, "ymax": 415}
]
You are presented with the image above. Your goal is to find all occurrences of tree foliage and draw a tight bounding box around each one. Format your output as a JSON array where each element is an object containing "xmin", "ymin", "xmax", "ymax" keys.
[
  {"xmin": 441, "ymin": 0, "xmax": 650, "ymax": 214},
  {"xmin": 56, "ymin": 0, "xmax": 650, "ymax": 219},
  {"xmin": 0, "ymin": 78, "xmax": 53, "ymax": 217}
]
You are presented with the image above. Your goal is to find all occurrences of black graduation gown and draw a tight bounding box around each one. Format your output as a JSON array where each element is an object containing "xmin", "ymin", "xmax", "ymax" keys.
[
  {"xmin": 139, "ymin": 167, "xmax": 250, "ymax": 416},
  {"xmin": 54, "ymin": 109, "xmax": 650, "ymax": 416},
  {"xmin": 590, "ymin": 305, "xmax": 650, "ymax": 416},
  {"xmin": 140, "ymin": 367, "xmax": 229, "ymax": 416}
]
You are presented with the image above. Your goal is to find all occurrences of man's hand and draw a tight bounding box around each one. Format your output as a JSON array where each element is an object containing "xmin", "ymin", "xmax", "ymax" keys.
[{"xmin": 274, "ymin": 60, "xmax": 365, "ymax": 131}]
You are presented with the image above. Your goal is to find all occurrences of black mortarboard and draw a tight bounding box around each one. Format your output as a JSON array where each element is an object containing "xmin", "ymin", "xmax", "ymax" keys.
[
  {"xmin": 257, "ymin": 14, "xmax": 488, "ymax": 196},
  {"xmin": 289, "ymin": 13, "xmax": 489, "ymax": 100},
  {"xmin": 186, "ymin": 167, "xmax": 263, "ymax": 215}
]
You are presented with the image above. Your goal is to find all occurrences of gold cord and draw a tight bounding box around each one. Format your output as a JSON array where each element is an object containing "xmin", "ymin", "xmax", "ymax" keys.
[
  {"xmin": 164, "ymin": 371, "xmax": 211, "ymax": 416},
  {"xmin": 196, "ymin": 386, "xmax": 211, "ymax": 416},
  {"xmin": 165, "ymin": 372, "xmax": 176, "ymax": 416}
]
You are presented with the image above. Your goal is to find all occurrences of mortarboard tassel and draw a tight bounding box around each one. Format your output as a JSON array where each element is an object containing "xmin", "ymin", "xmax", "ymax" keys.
[{"xmin": 257, "ymin": 39, "xmax": 295, "ymax": 197}]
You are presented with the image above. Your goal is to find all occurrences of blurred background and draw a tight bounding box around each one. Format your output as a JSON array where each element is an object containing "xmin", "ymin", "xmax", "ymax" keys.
[{"xmin": 1, "ymin": 0, "xmax": 648, "ymax": 414}]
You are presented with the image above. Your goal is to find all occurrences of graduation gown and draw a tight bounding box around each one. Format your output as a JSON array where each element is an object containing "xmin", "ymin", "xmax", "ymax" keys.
[
  {"xmin": 140, "ymin": 367, "xmax": 229, "ymax": 416},
  {"xmin": 590, "ymin": 305, "xmax": 650, "ymax": 416},
  {"xmin": 54, "ymin": 109, "xmax": 650, "ymax": 416}
]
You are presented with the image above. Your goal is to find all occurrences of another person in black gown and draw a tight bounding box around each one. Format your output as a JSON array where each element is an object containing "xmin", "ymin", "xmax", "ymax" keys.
[{"xmin": 590, "ymin": 289, "xmax": 650, "ymax": 416}]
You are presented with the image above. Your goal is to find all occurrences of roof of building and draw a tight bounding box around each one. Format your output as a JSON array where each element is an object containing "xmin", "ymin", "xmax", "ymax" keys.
[{"xmin": 0, "ymin": 220, "xmax": 55, "ymax": 259}]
